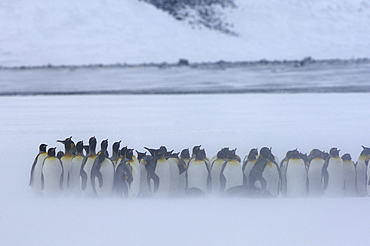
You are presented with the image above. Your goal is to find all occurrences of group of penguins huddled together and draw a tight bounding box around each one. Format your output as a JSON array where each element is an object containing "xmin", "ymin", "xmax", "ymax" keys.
[{"xmin": 29, "ymin": 136, "xmax": 370, "ymax": 198}]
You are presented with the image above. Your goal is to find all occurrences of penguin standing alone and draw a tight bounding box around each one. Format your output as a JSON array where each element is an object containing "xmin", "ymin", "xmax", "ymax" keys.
[
  {"xmin": 29, "ymin": 143, "xmax": 48, "ymax": 195},
  {"xmin": 41, "ymin": 147, "xmax": 63, "ymax": 196},
  {"xmin": 322, "ymin": 147, "xmax": 344, "ymax": 197}
]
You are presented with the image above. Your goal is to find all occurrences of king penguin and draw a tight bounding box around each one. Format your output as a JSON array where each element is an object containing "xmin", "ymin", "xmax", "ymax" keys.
[
  {"xmin": 186, "ymin": 148, "xmax": 211, "ymax": 195},
  {"xmin": 322, "ymin": 147, "xmax": 344, "ymax": 197},
  {"xmin": 248, "ymin": 147, "xmax": 278, "ymax": 196},
  {"xmin": 41, "ymin": 147, "xmax": 63, "ymax": 196},
  {"xmin": 219, "ymin": 149, "xmax": 243, "ymax": 193},
  {"xmin": 307, "ymin": 149, "xmax": 325, "ymax": 197},
  {"xmin": 145, "ymin": 147, "xmax": 171, "ymax": 198},
  {"xmin": 285, "ymin": 149, "xmax": 308, "ymax": 198},
  {"xmin": 80, "ymin": 136, "xmax": 98, "ymax": 196},
  {"xmin": 279, "ymin": 150, "xmax": 293, "ymax": 197},
  {"xmin": 114, "ymin": 148, "xmax": 133, "ymax": 198},
  {"xmin": 166, "ymin": 150, "xmax": 182, "ymax": 197},
  {"xmin": 29, "ymin": 143, "xmax": 48, "ymax": 195},
  {"xmin": 210, "ymin": 147, "xmax": 229, "ymax": 194},
  {"xmin": 356, "ymin": 145, "xmax": 370, "ymax": 196},
  {"xmin": 68, "ymin": 140, "xmax": 85, "ymax": 195},
  {"xmin": 125, "ymin": 148, "xmax": 142, "ymax": 198},
  {"xmin": 57, "ymin": 136, "xmax": 75, "ymax": 190},
  {"xmin": 91, "ymin": 140, "xmax": 115, "ymax": 197},
  {"xmin": 342, "ymin": 153, "xmax": 357, "ymax": 197},
  {"xmin": 136, "ymin": 150, "xmax": 152, "ymax": 197},
  {"xmin": 242, "ymin": 148, "xmax": 258, "ymax": 186}
]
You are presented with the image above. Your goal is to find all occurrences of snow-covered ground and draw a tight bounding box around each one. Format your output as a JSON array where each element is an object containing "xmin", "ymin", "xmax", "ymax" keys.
[
  {"xmin": 1, "ymin": 0, "xmax": 370, "ymax": 66},
  {"xmin": 1, "ymin": 94, "xmax": 370, "ymax": 245}
]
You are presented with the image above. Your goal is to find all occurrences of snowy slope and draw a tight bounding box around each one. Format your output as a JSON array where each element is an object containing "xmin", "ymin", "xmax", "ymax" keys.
[{"xmin": 1, "ymin": 0, "xmax": 370, "ymax": 66}]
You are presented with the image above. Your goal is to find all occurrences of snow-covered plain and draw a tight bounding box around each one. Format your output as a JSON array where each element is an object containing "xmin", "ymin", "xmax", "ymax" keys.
[{"xmin": 1, "ymin": 94, "xmax": 370, "ymax": 245}]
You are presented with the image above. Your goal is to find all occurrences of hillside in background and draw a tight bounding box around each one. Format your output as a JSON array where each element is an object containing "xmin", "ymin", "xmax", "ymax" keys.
[{"xmin": 1, "ymin": 0, "xmax": 370, "ymax": 66}]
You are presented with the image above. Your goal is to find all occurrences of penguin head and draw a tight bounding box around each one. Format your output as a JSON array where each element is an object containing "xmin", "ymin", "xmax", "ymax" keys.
[
  {"xmin": 217, "ymin": 147, "xmax": 228, "ymax": 159},
  {"xmin": 285, "ymin": 150, "xmax": 294, "ymax": 160},
  {"xmin": 120, "ymin": 146, "xmax": 128, "ymax": 158},
  {"xmin": 360, "ymin": 146, "xmax": 370, "ymax": 156},
  {"xmin": 192, "ymin": 145, "xmax": 201, "ymax": 157},
  {"xmin": 126, "ymin": 149, "xmax": 134, "ymax": 160},
  {"xmin": 101, "ymin": 139, "xmax": 108, "ymax": 151},
  {"xmin": 39, "ymin": 144, "xmax": 48, "ymax": 153},
  {"xmin": 57, "ymin": 150, "xmax": 64, "ymax": 159},
  {"xmin": 309, "ymin": 149, "xmax": 323, "ymax": 159},
  {"xmin": 112, "ymin": 141, "xmax": 121, "ymax": 153},
  {"xmin": 136, "ymin": 150, "xmax": 146, "ymax": 162},
  {"xmin": 89, "ymin": 137, "xmax": 97, "ymax": 150},
  {"xmin": 329, "ymin": 147, "xmax": 340, "ymax": 157},
  {"xmin": 47, "ymin": 147, "xmax": 57, "ymax": 157},
  {"xmin": 247, "ymin": 148, "xmax": 258, "ymax": 160},
  {"xmin": 341, "ymin": 153, "xmax": 352, "ymax": 161},
  {"xmin": 195, "ymin": 148, "xmax": 207, "ymax": 160},
  {"xmin": 180, "ymin": 148, "xmax": 190, "ymax": 159},
  {"xmin": 290, "ymin": 149, "xmax": 300, "ymax": 159},
  {"xmin": 227, "ymin": 148, "xmax": 239, "ymax": 161},
  {"xmin": 259, "ymin": 147, "xmax": 271, "ymax": 159},
  {"xmin": 155, "ymin": 148, "xmax": 166, "ymax": 159},
  {"xmin": 76, "ymin": 141, "xmax": 84, "ymax": 154}
]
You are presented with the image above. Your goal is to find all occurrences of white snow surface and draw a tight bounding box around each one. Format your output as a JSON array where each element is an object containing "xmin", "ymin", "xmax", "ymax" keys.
[
  {"xmin": 1, "ymin": 0, "xmax": 370, "ymax": 66},
  {"xmin": 1, "ymin": 93, "xmax": 370, "ymax": 245}
]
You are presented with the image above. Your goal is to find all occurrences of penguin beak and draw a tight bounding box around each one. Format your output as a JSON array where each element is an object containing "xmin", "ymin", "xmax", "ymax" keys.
[{"xmin": 57, "ymin": 140, "xmax": 65, "ymax": 143}]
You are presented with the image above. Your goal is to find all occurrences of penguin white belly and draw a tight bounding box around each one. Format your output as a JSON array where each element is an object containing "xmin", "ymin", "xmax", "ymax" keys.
[
  {"xmin": 60, "ymin": 155, "xmax": 73, "ymax": 190},
  {"xmin": 168, "ymin": 158, "xmax": 180, "ymax": 197},
  {"xmin": 243, "ymin": 160, "xmax": 256, "ymax": 185},
  {"xmin": 280, "ymin": 160, "xmax": 288, "ymax": 196},
  {"xmin": 152, "ymin": 159, "xmax": 171, "ymax": 198},
  {"xmin": 68, "ymin": 155, "xmax": 84, "ymax": 194},
  {"xmin": 210, "ymin": 159, "xmax": 224, "ymax": 193},
  {"xmin": 222, "ymin": 160, "xmax": 243, "ymax": 191},
  {"xmin": 356, "ymin": 157, "xmax": 367, "ymax": 196},
  {"xmin": 285, "ymin": 159, "xmax": 307, "ymax": 198},
  {"xmin": 325, "ymin": 158, "xmax": 344, "ymax": 197},
  {"xmin": 94, "ymin": 159, "xmax": 114, "ymax": 197},
  {"xmin": 42, "ymin": 157, "xmax": 63, "ymax": 196},
  {"xmin": 31, "ymin": 153, "xmax": 48, "ymax": 195},
  {"xmin": 262, "ymin": 161, "xmax": 280, "ymax": 197},
  {"xmin": 82, "ymin": 157, "xmax": 96, "ymax": 196},
  {"xmin": 187, "ymin": 160, "xmax": 209, "ymax": 193},
  {"xmin": 307, "ymin": 158, "xmax": 325, "ymax": 196},
  {"xmin": 128, "ymin": 160, "xmax": 141, "ymax": 198},
  {"xmin": 343, "ymin": 160, "xmax": 357, "ymax": 197}
]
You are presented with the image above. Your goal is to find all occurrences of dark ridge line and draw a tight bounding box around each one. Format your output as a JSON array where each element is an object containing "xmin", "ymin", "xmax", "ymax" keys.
[
  {"xmin": 1, "ymin": 57, "xmax": 369, "ymax": 70},
  {"xmin": 2, "ymin": 86, "xmax": 370, "ymax": 97}
]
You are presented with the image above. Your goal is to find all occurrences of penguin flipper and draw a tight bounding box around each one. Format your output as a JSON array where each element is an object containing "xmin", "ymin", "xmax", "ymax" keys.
[
  {"xmin": 29, "ymin": 155, "xmax": 39, "ymax": 186},
  {"xmin": 80, "ymin": 169, "xmax": 87, "ymax": 190},
  {"xmin": 178, "ymin": 159, "xmax": 187, "ymax": 175},
  {"xmin": 41, "ymin": 173, "xmax": 44, "ymax": 190},
  {"xmin": 219, "ymin": 160, "xmax": 228, "ymax": 193},
  {"xmin": 97, "ymin": 171, "xmax": 103, "ymax": 188}
]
